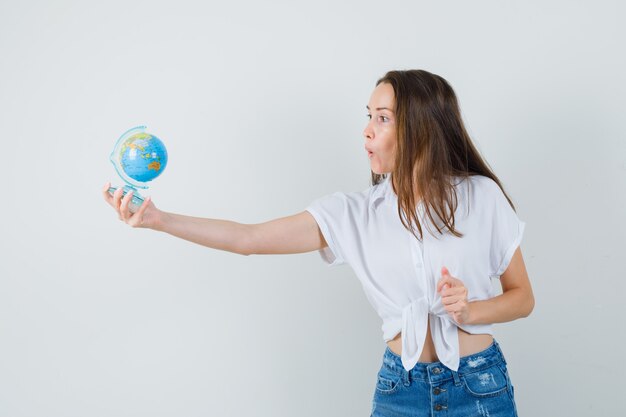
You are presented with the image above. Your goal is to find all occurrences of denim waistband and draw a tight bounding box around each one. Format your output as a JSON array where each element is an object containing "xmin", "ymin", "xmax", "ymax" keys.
[{"xmin": 381, "ymin": 338, "xmax": 507, "ymax": 383}]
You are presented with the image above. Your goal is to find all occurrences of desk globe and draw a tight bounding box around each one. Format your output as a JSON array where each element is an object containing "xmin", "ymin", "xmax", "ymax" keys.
[{"xmin": 107, "ymin": 126, "xmax": 168, "ymax": 213}]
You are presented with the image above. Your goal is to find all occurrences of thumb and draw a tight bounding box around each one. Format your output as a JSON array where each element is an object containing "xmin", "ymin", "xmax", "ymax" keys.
[
  {"xmin": 437, "ymin": 266, "xmax": 454, "ymax": 292},
  {"xmin": 438, "ymin": 266, "xmax": 453, "ymax": 292}
]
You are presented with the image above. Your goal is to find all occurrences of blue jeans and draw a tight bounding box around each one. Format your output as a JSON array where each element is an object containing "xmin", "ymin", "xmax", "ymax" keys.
[{"xmin": 371, "ymin": 338, "xmax": 518, "ymax": 416}]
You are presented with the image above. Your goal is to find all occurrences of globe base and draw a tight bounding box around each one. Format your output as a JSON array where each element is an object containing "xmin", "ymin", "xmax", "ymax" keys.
[{"xmin": 107, "ymin": 185, "xmax": 145, "ymax": 213}]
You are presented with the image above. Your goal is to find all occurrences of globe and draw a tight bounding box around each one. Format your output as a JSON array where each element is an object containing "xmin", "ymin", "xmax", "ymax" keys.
[{"xmin": 107, "ymin": 126, "xmax": 168, "ymax": 213}]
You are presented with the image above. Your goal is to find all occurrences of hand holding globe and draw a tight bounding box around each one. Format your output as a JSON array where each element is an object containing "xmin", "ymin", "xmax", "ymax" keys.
[{"xmin": 102, "ymin": 181, "xmax": 163, "ymax": 229}]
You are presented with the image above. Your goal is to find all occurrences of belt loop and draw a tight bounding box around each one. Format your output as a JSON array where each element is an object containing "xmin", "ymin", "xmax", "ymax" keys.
[
  {"xmin": 452, "ymin": 369, "xmax": 461, "ymax": 386},
  {"xmin": 494, "ymin": 339, "xmax": 507, "ymax": 365},
  {"xmin": 403, "ymin": 368, "xmax": 411, "ymax": 386}
]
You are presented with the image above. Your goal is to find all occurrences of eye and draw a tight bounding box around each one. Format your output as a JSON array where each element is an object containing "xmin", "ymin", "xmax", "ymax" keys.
[
  {"xmin": 366, "ymin": 113, "xmax": 372, "ymax": 119},
  {"xmin": 378, "ymin": 116, "xmax": 389, "ymax": 122}
]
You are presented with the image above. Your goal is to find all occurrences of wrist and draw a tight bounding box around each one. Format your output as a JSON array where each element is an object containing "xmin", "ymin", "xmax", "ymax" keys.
[
  {"xmin": 466, "ymin": 301, "xmax": 478, "ymax": 325},
  {"xmin": 153, "ymin": 210, "xmax": 171, "ymax": 232}
]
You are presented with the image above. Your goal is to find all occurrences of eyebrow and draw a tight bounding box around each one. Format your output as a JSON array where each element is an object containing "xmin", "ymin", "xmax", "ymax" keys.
[{"xmin": 366, "ymin": 105, "xmax": 394, "ymax": 112}]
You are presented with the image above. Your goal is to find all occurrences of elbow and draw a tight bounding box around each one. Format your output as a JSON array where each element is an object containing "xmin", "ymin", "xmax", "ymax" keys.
[
  {"xmin": 237, "ymin": 224, "xmax": 255, "ymax": 256},
  {"xmin": 521, "ymin": 293, "xmax": 535, "ymax": 318},
  {"xmin": 237, "ymin": 244, "xmax": 253, "ymax": 256}
]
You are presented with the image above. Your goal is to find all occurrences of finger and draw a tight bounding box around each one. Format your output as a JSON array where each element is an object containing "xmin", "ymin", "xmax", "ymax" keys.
[
  {"xmin": 102, "ymin": 182, "xmax": 112, "ymax": 203},
  {"xmin": 113, "ymin": 187, "xmax": 124, "ymax": 207},
  {"xmin": 442, "ymin": 295, "xmax": 456, "ymax": 306},
  {"xmin": 442, "ymin": 266, "xmax": 463, "ymax": 285},
  {"xmin": 106, "ymin": 185, "xmax": 119, "ymax": 209},
  {"xmin": 438, "ymin": 266, "xmax": 455, "ymax": 289},
  {"xmin": 120, "ymin": 190, "xmax": 134, "ymax": 220},
  {"xmin": 441, "ymin": 286, "xmax": 463, "ymax": 297},
  {"xmin": 452, "ymin": 295, "xmax": 469, "ymax": 311},
  {"xmin": 437, "ymin": 276, "xmax": 454, "ymax": 293},
  {"xmin": 120, "ymin": 191, "xmax": 132, "ymax": 221},
  {"xmin": 113, "ymin": 188, "xmax": 125, "ymax": 219},
  {"xmin": 441, "ymin": 296, "xmax": 457, "ymax": 308},
  {"xmin": 443, "ymin": 295, "xmax": 466, "ymax": 307},
  {"xmin": 441, "ymin": 284, "xmax": 463, "ymax": 298},
  {"xmin": 133, "ymin": 196, "xmax": 151, "ymax": 225}
]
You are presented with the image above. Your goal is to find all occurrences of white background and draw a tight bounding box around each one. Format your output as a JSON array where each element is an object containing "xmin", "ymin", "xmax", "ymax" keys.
[{"xmin": 0, "ymin": 1, "xmax": 624, "ymax": 416}]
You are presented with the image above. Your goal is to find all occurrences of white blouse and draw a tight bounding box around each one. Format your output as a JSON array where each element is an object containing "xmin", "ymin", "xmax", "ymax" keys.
[{"xmin": 305, "ymin": 173, "xmax": 525, "ymax": 372}]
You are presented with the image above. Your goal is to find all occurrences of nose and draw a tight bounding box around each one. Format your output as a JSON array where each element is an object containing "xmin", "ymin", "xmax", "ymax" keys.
[{"xmin": 363, "ymin": 120, "xmax": 373, "ymax": 140}]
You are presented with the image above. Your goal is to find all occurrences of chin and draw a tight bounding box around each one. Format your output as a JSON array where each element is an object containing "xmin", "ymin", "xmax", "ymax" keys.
[{"xmin": 370, "ymin": 164, "xmax": 389, "ymax": 176}]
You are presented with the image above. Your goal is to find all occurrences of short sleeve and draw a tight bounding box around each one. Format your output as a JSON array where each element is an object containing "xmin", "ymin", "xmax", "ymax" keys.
[
  {"xmin": 488, "ymin": 184, "xmax": 526, "ymax": 278},
  {"xmin": 305, "ymin": 192, "xmax": 350, "ymax": 267}
]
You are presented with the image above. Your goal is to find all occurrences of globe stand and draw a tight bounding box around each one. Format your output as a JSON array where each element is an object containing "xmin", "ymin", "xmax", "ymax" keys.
[{"xmin": 107, "ymin": 184, "xmax": 144, "ymax": 213}]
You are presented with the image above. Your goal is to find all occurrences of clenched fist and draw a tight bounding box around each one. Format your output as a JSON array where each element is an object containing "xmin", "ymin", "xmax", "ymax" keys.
[{"xmin": 437, "ymin": 266, "xmax": 471, "ymax": 325}]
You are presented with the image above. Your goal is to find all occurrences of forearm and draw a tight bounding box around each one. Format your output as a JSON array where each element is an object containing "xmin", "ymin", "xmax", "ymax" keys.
[
  {"xmin": 154, "ymin": 211, "xmax": 250, "ymax": 255},
  {"xmin": 466, "ymin": 288, "xmax": 533, "ymax": 325}
]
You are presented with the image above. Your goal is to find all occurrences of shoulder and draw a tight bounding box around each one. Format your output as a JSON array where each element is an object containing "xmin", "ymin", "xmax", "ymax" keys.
[
  {"xmin": 463, "ymin": 174, "xmax": 498, "ymax": 190},
  {"xmin": 464, "ymin": 176, "xmax": 519, "ymax": 219},
  {"xmin": 306, "ymin": 184, "xmax": 375, "ymax": 214},
  {"xmin": 450, "ymin": 175, "xmax": 511, "ymax": 218},
  {"xmin": 457, "ymin": 175, "xmax": 503, "ymax": 200}
]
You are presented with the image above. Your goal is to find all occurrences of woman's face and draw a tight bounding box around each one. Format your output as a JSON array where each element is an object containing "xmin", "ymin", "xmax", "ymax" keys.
[{"xmin": 363, "ymin": 82, "xmax": 397, "ymax": 175}]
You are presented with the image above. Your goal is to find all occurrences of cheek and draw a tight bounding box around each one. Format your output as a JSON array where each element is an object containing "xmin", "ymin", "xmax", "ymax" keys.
[{"xmin": 382, "ymin": 133, "xmax": 396, "ymax": 154}]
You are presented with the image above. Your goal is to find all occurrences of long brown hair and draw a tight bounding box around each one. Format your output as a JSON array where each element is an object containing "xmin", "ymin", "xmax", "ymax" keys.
[{"xmin": 371, "ymin": 69, "xmax": 518, "ymax": 241}]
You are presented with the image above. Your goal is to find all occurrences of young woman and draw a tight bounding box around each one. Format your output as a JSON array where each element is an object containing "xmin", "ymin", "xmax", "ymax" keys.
[{"xmin": 103, "ymin": 69, "xmax": 534, "ymax": 417}]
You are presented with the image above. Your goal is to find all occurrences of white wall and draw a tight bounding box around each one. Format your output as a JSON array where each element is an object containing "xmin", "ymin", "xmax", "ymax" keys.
[{"xmin": 0, "ymin": 1, "xmax": 623, "ymax": 416}]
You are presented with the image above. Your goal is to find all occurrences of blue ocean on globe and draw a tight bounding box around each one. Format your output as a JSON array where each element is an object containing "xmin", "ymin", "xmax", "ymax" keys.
[{"xmin": 118, "ymin": 132, "xmax": 168, "ymax": 183}]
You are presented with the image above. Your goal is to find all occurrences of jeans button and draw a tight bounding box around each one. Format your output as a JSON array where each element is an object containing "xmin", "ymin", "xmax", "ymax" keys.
[
  {"xmin": 435, "ymin": 404, "xmax": 442, "ymax": 411},
  {"xmin": 433, "ymin": 387, "xmax": 441, "ymax": 395},
  {"xmin": 432, "ymin": 367, "xmax": 442, "ymax": 374}
]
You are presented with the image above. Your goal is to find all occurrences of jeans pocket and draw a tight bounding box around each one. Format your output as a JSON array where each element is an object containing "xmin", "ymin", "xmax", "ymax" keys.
[
  {"xmin": 461, "ymin": 363, "xmax": 509, "ymax": 398},
  {"xmin": 374, "ymin": 365, "xmax": 403, "ymax": 395},
  {"xmin": 508, "ymin": 381, "xmax": 517, "ymax": 405}
]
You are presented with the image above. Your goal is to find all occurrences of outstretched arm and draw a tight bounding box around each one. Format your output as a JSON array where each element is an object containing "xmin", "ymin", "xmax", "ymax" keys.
[
  {"xmin": 102, "ymin": 182, "xmax": 327, "ymax": 257},
  {"xmin": 245, "ymin": 211, "xmax": 327, "ymax": 256}
]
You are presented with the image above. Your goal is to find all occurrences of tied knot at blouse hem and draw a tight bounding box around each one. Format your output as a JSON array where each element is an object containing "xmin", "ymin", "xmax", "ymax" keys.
[{"xmin": 305, "ymin": 174, "xmax": 526, "ymax": 373}]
